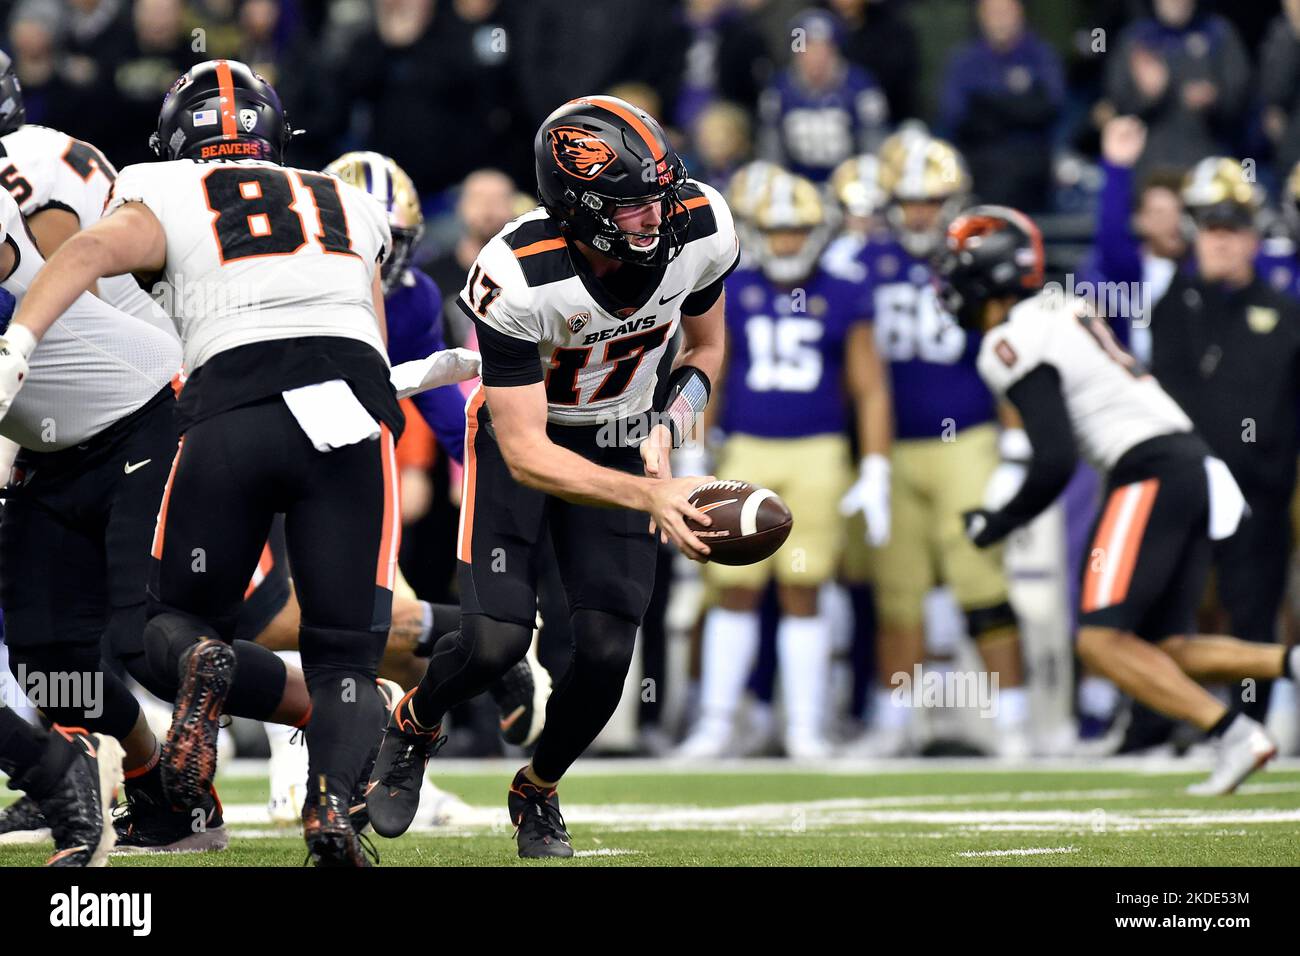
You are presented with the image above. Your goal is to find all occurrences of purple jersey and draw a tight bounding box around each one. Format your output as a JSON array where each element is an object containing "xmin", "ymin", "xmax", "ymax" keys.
[
  {"xmin": 720, "ymin": 264, "xmax": 869, "ymax": 438},
  {"xmin": 385, "ymin": 267, "xmax": 467, "ymax": 462},
  {"xmin": 758, "ymin": 63, "xmax": 889, "ymax": 182},
  {"xmin": 847, "ymin": 235, "xmax": 996, "ymax": 439}
]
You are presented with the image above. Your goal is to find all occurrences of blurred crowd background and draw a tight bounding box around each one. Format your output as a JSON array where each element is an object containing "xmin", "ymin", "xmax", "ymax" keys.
[{"xmin": 6, "ymin": 0, "xmax": 1300, "ymax": 761}]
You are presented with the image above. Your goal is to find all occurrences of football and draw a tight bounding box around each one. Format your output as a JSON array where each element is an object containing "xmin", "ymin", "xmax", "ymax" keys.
[{"xmin": 686, "ymin": 479, "xmax": 793, "ymax": 565}]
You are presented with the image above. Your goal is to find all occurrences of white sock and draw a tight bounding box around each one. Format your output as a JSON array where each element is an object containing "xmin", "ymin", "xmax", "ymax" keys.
[
  {"xmin": 698, "ymin": 608, "xmax": 760, "ymax": 732},
  {"xmin": 1079, "ymin": 675, "xmax": 1119, "ymax": 718},
  {"xmin": 873, "ymin": 686, "xmax": 911, "ymax": 730},
  {"xmin": 995, "ymin": 685, "xmax": 1030, "ymax": 729},
  {"xmin": 777, "ymin": 614, "xmax": 832, "ymax": 738}
]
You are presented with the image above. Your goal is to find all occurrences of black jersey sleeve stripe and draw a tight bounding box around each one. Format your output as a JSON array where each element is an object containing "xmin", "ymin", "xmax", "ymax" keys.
[{"xmin": 472, "ymin": 314, "xmax": 545, "ymax": 387}]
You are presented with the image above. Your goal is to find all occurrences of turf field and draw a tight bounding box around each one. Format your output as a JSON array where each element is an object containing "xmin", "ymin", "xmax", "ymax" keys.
[{"xmin": 3, "ymin": 758, "xmax": 1299, "ymax": 866}]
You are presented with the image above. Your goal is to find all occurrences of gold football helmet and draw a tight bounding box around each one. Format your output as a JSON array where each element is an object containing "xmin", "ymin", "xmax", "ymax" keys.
[
  {"xmin": 830, "ymin": 153, "xmax": 886, "ymax": 231},
  {"xmin": 750, "ymin": 168, "xmax": 836, "ymax": 285},
  {"xmin": 325, "ymin": 151, "xmax": 424, "ymax": 293},
  {"xmin": 1182, "ymin": 157, "xmax": 1263, "ymax": 229},
  {"xmin": 877, "ymin": 129, "xmax": 970, "ymax": 257}
]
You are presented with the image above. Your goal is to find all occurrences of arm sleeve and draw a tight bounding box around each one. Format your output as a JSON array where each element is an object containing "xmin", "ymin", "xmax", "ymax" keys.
[
  {"xmin": 470, "ymin": 310, "xmax": 544, "ymax": 387},
  {"xmin": 984, "ymin": 364, "xmax": 1078, "ymax": 536},
  {"xmin": 1092, "ymin": 160, "xmax": 1143, "ymax": 285}
]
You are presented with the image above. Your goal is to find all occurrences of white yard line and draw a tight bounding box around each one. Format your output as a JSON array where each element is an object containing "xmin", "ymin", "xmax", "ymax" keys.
[{"xmin": 957, "ymin": 846, "xmax": 1079, "ymax": 858}]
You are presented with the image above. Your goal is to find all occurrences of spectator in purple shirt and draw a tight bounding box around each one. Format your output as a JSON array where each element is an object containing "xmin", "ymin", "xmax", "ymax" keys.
[{"xmin": 939, "ymin": 0, "xmax": 1064, "ymax": 212}]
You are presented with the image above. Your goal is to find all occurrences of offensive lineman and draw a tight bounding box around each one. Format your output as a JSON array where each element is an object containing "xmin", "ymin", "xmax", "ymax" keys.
[
  {"xmin": 0, "ymin": 60, "xmax": 409, "ymax": 865},
  {"xmin": 937, "ymin": 205, "xmax": 1300, "ymax": 795},
  {"xmin": 365, "ymin": 95, "xmax": 739, "ymax": 857}
]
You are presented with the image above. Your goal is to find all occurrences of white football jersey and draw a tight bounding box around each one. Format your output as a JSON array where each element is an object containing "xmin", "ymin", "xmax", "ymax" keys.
[
  {"xmin": 978, "ymin": 291, "xmax": 1193, "ymax": 472},
  {"xmin": 106, "ymin": 158, "xmax": 391, "ymax": 372},
  {"xmin": 460, "ymin": 180, "xmax": 739, "ymax": 425},
  {"xmin": 0, "ymin": 190, "xmax": 181, "ymax": 450},
  {"xmin": 0, "ymin": 124, "xmax": 174, "ymax": 333}
]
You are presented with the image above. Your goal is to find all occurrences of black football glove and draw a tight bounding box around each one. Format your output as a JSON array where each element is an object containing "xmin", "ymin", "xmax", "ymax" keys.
[{"xmin": 962, "ymin": 508, "xmax": 1014, "ymax": 549}]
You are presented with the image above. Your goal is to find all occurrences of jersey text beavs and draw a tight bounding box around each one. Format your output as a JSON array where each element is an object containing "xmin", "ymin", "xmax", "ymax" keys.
[
  {"xmin": 106, "ymin": 157, "xmax": 391, "ymax": 373},
  {"xmin": 977, "ymin": 291, "xmax": 1193, "ymax": 473},
  {"xmin": 460, "ymin": 181, "xmax": 739, "ymax": 427},
  {"xmin": 0, "ymin": 123, "xmax": 174, "ymax": 333}
]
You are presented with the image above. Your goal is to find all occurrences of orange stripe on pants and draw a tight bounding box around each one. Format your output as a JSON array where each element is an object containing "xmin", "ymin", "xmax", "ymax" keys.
[
  {"xmin": 150, "ymin": 437, "xmax": 185, "ymax": 560},
  {"xmin": 1081, "ymin": 478, "xmax": 1160, "ymax": 612},
  {"xmin": 374, "ymin": 424, "xmax": 400, "ymax": 589},
  {"xmin": 456, "ymin": 387, "xmax": 485, "ymax": 564}
]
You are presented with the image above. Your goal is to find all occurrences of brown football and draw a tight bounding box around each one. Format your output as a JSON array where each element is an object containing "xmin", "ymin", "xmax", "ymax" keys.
[{"xmin": 686, "ymin": 479, "xmax": 793, "ymax": 566}]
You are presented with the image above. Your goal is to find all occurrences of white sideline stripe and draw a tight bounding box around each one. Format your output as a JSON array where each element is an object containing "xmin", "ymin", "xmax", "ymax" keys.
[
  {"xmin": 213, "ymin": 756, "xmax": 1300, "ymax": 778},
  {"xmin": 574, "ymin": 848, "xmax": 639, "ymax": 858},
  {"xmin": 957, "ymin": 846, "xmax": 1079, "ymax": 858}
]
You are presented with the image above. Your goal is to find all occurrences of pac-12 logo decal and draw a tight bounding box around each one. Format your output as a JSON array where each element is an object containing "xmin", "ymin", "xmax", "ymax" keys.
[
  {"xmin": 239, "ymin": 108, "xmax": 258, "ymax": 132},
  {"xmin": 549, "ymin": 127, "xmax": 616, "ymax": 181},
  {"xmin": 566, "ymin": 311, "xmax": 591, "ymax": 333}
]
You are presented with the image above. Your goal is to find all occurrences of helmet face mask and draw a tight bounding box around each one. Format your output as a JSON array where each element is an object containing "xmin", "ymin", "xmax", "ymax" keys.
[{"xmin": 534, "ymin": 96, "xmax": 691, "ymax": 268}]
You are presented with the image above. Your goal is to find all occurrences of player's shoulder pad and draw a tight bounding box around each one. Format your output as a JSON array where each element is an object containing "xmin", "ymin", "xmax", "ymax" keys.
[
  {"xmin": 460, "ymin": 218, "xmax": 545, "ymax": 340},
  {"xmin": 498, "ymin": 208, "xmax": 572, "ymax": 289},
  {"xmin": 977, "ymin": 293, "xmax": 1057, "ymax": 395},
  {"xmin": 678, "ymin": 179, "xmax": 734, "ymax": 247}
]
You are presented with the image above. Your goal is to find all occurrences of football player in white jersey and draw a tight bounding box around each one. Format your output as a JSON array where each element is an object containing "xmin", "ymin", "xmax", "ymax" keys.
[
  {"xmin": 365, "ymin": 95, "xmax": 738, "ymax": 857},
  {"xmin": 936, "ymin": 206, "xmax": 1300, "ymax": 795},
  {"xmin": 0, "ymin": 60, "xmax": 414, "ymax": 865},
  {"xmin": 0, "ymin": 49, "xmax": 173, "ymax": 335}
]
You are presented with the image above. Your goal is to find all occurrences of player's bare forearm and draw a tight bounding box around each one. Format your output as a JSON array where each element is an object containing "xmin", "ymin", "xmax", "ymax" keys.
[
  {"xmin": 502, "ymin": 427, "xmax": 656, "ymax": 509},
  {"xmin": 486, "ymin": 382, "xmax": 652, "ymax": 510},
  {"xmin": 676, "ymin": 293, "xmax": 726, "ymax": 383},
  {"xmin": 12, "ymin": 202, "xmax": 166, "ymax": 341},
  {"xmin": 847, "ymin": 321, "xmax": 892, "ymax": 457}
]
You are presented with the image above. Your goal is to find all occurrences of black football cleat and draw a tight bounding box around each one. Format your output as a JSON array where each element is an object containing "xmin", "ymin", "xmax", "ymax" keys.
[
  {"xmin": 490, "ymin": 651, "xmax": 551, "ymax": 748},
  {"xmin": 303, "ymin": 788, "xmax": 378, "ymax": 867},
  {"xmin": 349, "ymin": 679, "xmax": 403, "ymax": 834},
  {"xmin": 18, "ymin": 728, "xmax": 123, "ymax": 867},
  {"xmin": 508, "ymin": 767, "xmax": 573, "ymax": 859},
  {"xmin": 0, "ymin": 794, "xmax": 50, "ymax": 843},
  {"xmin": 364, "ymin": 689, "xmax": 445, "ymax": 838},
  {"xmin": 161, "ymin": 638, "xmax": 236, "ymax": 810},
  {"xmin": 112, "ymin": 782, "xmax": 229, "ymax": 853}
]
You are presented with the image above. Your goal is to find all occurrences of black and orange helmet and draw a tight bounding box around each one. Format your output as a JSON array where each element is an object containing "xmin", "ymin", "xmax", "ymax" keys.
[
  {"xmin": 534, "ymin": 95, "xmax": 690, "ymax": 267},
  {"xmin": 0, "ymin": 50, "xmax": 25, "ymax": 136},
  {"xmin": 933, "ymin": 205, "xmax": 1045, "ymax": 330},
  {"xmin": 150, "ymin": 59, "xmax": 295, "ymax": 164}
]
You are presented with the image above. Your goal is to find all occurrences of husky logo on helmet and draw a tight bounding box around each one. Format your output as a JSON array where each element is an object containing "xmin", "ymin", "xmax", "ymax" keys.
[{"xmin": 549, "ymin": 127, "xmax": 617, "ymax": 181}]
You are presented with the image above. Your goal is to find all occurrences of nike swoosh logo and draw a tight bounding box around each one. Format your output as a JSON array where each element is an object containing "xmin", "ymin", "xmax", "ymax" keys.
[
  {"xmin": 658, "ymin": 289, "xmax": 685, "ymax": 305},
  {"xmin": 696, "ymin": 499, "xmax": 738, "ymax": 514},
  {"xmin": 124, "ymin": 459, "xmax": 152, "ymax": 474},
  {"xmin": 500, "ymin": 705, "xmax": 526, "ymax": 731}
]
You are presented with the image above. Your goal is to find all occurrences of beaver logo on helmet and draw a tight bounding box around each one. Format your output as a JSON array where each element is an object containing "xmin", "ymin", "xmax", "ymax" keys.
[{"xmin": 548, "ymin": 127, "xmax": 616, "ymax": 181}]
